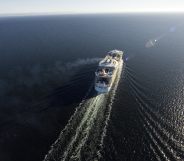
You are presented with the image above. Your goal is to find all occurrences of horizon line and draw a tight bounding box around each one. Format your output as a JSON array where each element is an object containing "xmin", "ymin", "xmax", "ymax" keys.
[{"xmin": 0, "ymin": 10, "xmax": 184, "ymax": 17}]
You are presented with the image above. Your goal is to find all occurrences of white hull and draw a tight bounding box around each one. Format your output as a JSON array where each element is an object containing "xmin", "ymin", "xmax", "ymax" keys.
[
  {"xmin": 95, "ymin": 86, "xmax": 111, "ymax": 93},
  {"xmin": 95, "ymin": 60, "xmax": 123, "ymax": 93},
  {"xmin": 94, "ymin": 50, "xmax": 123, "ymax": 93}
]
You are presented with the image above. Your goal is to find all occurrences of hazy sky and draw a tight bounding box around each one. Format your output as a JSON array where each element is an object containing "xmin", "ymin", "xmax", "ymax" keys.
[{"xmin": 0, "ymin": 0, "xmax": 184, "ymax": 15}]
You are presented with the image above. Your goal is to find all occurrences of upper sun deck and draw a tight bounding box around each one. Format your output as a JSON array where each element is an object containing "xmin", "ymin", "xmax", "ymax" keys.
[
  {"xmin": 99, "ymin": 56, "xmax": 118, "ymax": 68},
  {"xmin": 108, "ymin": 50, "xmax": 123, "ymax": 61},
  {"xmin": 108, "ymin": 50, "xmax": 123, "ymax": 56}
]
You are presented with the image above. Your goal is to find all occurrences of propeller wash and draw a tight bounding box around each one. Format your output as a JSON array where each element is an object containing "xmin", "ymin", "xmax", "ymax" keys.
[{"xmin": 44, "ymin": 50, "xmax": 124, "ymax": 161}]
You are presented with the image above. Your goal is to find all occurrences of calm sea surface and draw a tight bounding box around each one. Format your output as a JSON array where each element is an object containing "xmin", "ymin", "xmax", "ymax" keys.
[{"xmin": 0, "ymin": 14, "xmax": 184, "ymax": 161}]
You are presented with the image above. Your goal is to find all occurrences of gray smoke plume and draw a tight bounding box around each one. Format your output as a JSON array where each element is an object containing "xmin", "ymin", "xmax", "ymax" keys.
[{"xmin": 0, "ymin": 57, "xmax": 101, "ymax": 108}]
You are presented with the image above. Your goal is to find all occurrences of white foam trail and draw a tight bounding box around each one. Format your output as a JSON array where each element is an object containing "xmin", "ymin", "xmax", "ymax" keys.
[
  {"xmin": 97, "ymin": 60, "xmax": 123, "ymax": 159},
  {"xmin": 44, "ymin": 85, "xmax": 107, "ymax": 161},
  {"xmin": 62, "ymin": 95, "xmax": 105, "ymax": 161},
  {"xmin": 44, "ymin": 59, "xmax": 123, "ymax": 161},
  {"xmin": 44, "ymin": 83, "xmax": 94, "ymax": 160}
]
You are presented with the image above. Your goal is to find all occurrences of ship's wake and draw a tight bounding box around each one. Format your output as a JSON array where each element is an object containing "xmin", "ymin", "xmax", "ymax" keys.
[
  {"xmin": 44, "ymin": 62, "xmax": 123, "ymax": 161},
  {"xmin": 126, "ymin": 65, "xmax": 184, "ymax": 161}
]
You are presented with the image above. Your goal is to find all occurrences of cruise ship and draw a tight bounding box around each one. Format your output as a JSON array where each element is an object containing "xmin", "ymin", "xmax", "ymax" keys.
[{"xmin": 94, "ymin": 50, "xmax": 123, "ymax": 93}]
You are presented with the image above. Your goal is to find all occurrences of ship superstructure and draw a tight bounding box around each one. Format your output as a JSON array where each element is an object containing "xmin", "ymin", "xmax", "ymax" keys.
[{"xmin": 95, "ymin": 50, "xmax": 123, "ymax": 93}]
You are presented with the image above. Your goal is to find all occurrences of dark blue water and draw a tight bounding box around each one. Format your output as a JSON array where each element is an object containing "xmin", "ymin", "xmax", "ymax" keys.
[{"xmin": 0, "ymin": 14, "xmax": 184, "ymax": 161}]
